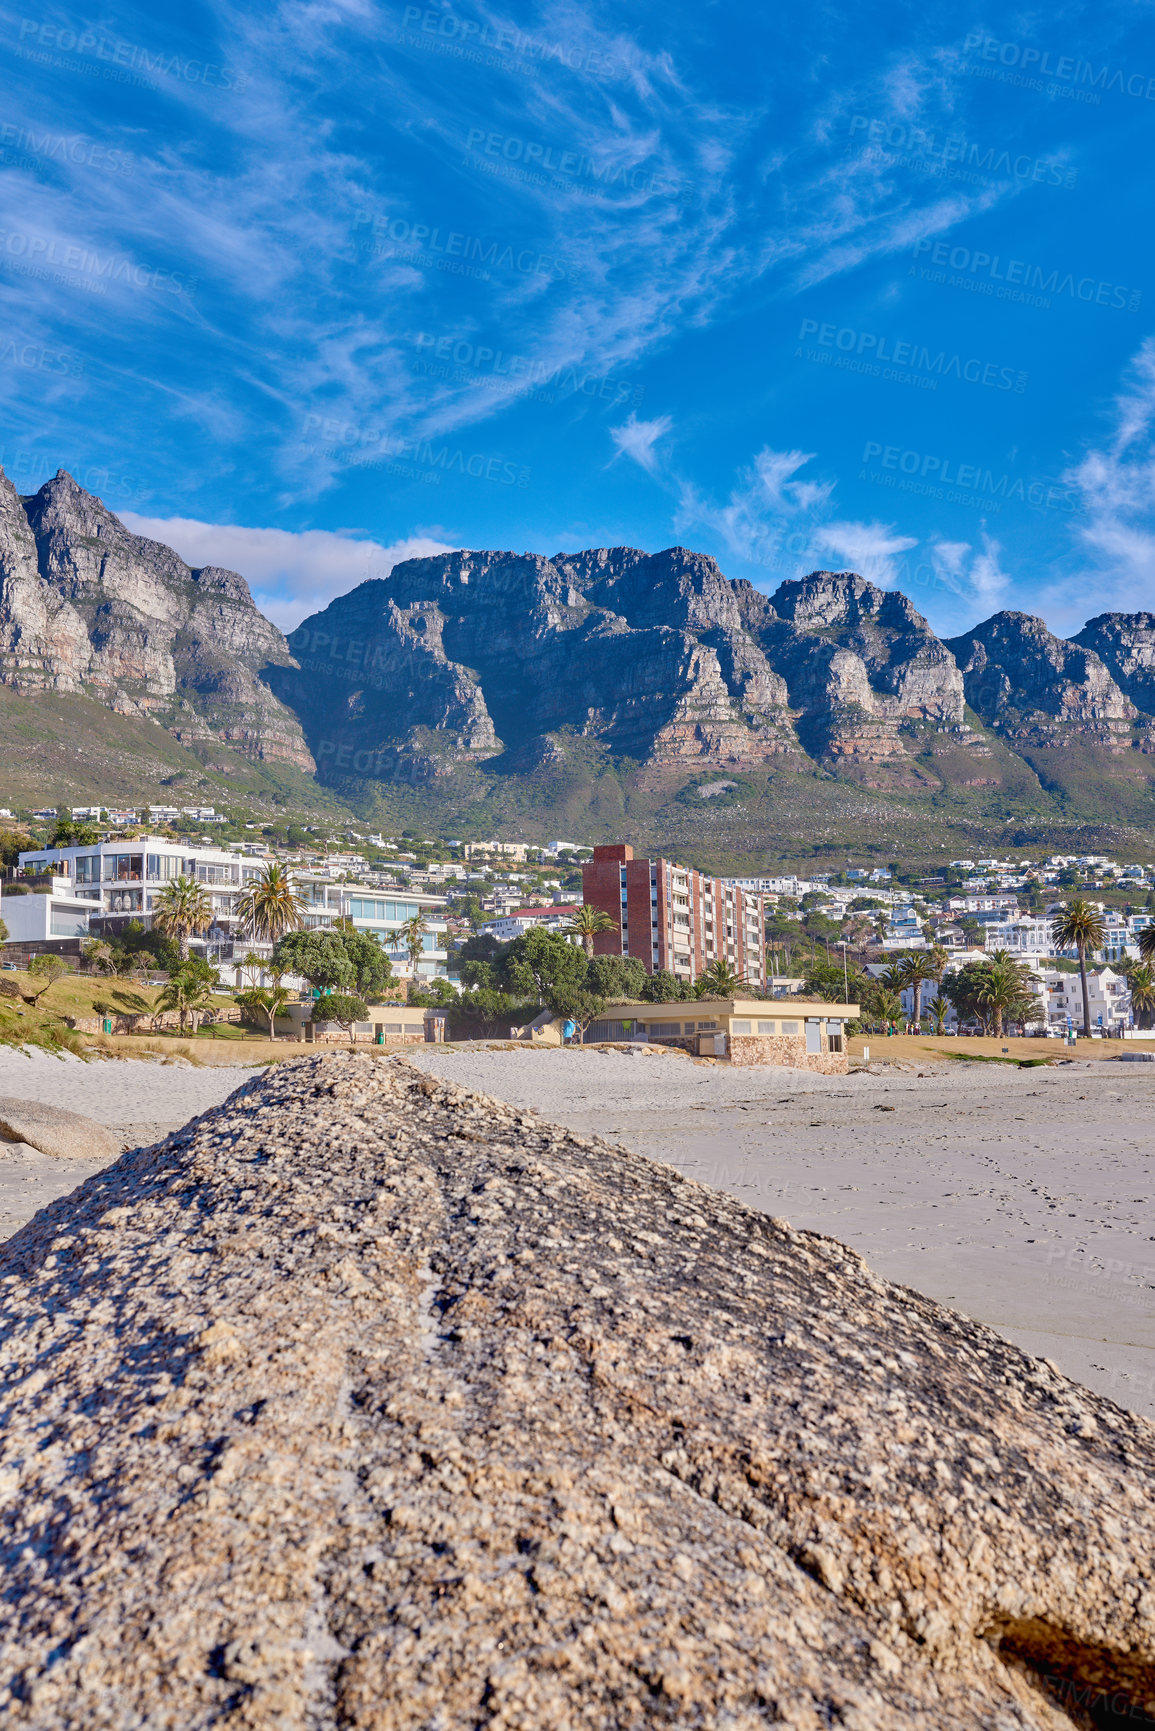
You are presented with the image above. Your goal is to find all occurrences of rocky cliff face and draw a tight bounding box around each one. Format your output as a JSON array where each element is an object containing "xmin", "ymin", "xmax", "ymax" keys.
[
  {"xmin": 739, "ymin": 571, "xmax": 966, "ymax": 786},
  {"xmin": 9, "ymin": 482, "xmax": 1155, "ymax": 816},
  {"xmin": 0, "ymin": 468, "xmax": 313, "ymax": 770},
  {"xmin": 1074, "ymin": 612, "xmax": 1155, "ymax": 718},
  {"xmin": 2, "ymin": 1053, "xmax": 1153, "ymax": 1728},
  {"xmin": 946, "ymin": 612, "xmax": 1135, "ymax": 746},
  {"xmin": 272, "ymin": 551, "xmax": 982, "ymax": 791}
]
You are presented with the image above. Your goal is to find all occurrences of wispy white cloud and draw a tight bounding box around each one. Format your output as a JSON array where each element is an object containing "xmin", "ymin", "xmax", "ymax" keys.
[
  {"xmin": 120, "ymin": 513, "xmax": 456, "ymax": 630},
  {"xmin": 928, "ymin": 533, "xmax": 1010, "ymax": 609},
  {"xmin": 1058, "ymin": 338, "xmax": 1155, "ymax": 620},
  {"xmin": 608, "ymin": 412, "xmax": 673, "ymax": 474},
  {"xmin": 809, "ymin": 519, "xmax": 917, "ymax": 584}
]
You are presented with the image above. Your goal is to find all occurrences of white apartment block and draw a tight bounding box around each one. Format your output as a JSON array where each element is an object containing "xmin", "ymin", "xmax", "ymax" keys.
[{"xmin": 8, "ymin": 841, "xmax": 451, "ymax": 977}]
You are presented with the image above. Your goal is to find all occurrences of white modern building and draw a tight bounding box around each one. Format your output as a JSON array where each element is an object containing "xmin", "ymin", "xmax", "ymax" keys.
[
  {"xmin": 12, "ymin": 836, "xmax": 267, "ymax": 944},
  {"xmin": 294, "ymin": 876, "xmax": 452, "ymax": 979},
  {"xmin": 982, "ymin": 917, "xmax": 1053, "ymax": 956},
  {"xmin": 8, "ymin": 840, "xmax": 451, "ymax": 977},
  {"xmin": 0, "ymin": 876, "xmax": 95, "ymax": 946},
  {"xmin": 1038, "ymin": 966, "xmax": 1133, "ymax": 1033}
]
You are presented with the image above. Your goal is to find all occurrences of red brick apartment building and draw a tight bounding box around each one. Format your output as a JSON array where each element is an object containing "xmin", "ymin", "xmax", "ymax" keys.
[{"xmin": 582, "ymin": 844, "xmax": 766, "ymax": 988}]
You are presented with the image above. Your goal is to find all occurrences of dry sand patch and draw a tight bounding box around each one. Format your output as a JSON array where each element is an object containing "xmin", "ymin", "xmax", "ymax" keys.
[{"xmin": 409, "ymin": 1045, "xmax": 1155, "ymax": 1421}]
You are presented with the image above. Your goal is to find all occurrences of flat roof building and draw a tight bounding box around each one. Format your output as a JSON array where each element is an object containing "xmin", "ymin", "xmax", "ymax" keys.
[{"xmin": 582, "ymin": 844, "xmax": 766, "ymax": 989}]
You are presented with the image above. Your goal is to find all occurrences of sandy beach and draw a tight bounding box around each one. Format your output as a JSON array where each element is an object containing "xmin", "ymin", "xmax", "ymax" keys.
[{"xmin": 3, "ymin": 1042, "xmax": 1152, "ymax": 1422}]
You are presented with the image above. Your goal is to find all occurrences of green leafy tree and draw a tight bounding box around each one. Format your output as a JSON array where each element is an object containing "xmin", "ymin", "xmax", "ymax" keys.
[
  {"xmin": 562, "ymin": 904, "xmax": 618, "ymax": 956},
  {"xmin": 152, "ymin": 875, "xmax": 214, "ymax": 962},
  {"xmin": 1051, "ymin": 900, "xmax": 1107, "ymax": 1037},
  {"xmin": 0, "ymin": 831, "xmax": 35, "ymax": 869},
  {"xmin": 81, "ymin": 938, "xmax": 116, "ymax": 975},
  {"xmin": 640, "ymin": 969, "xmax": 694, "ymax": 1002},
  {"xmin": 802, "ymin": 956, "xmax": 863, "ymax": 1002},
  {"xmin": 498, "ymin": 927, "xmax": 587, "ymax": 1004},
  {"xmin": 695, "ymin": 958, "xmax": 751, "ymax": 998},
  {"xmin": 342, "ymin": 930, "xmax": 399, "ymax": 1001},
  {"xmin": 238, "ymin": 983, "xmax": 291, "ymax": 1041},
  {"xmin": 0, "ymin": 914, "xmax": 7, "ymax": 943},
  {"xmin": 895, "ymin": 950, "xmax": 939, "ymax": 1029},
  {"xmin": 587, "ymin": 954, "xmax": 648, "ymax": 1001},
  {"xmin": 387, "ymin": 912, "xmax": 430, "ymax": 975},
  {"xmin": 24, "ymin": 953, "xmax": 70, "ymax": 1004},
  {"xmin": 311, "ymin": 992, "xmax": 369, "ymax": 1047},
  {"xmin": 273, "ymin": 929, "xmax": 355, "ymax": 995},
  {"xmin": 925, "ymin": 994, "xmax": 950, "ymax": 1035},
  {"xmin": 975, "ymin": 950, "xmax": 1037, "ymax": 1038},
  {"xmin": 49, "ymin": 820, "xmax": 98, "ymax": 848},
  {"xmin": 235, "ymin": 862, "xmax": 306, "ymax": 945},
  {"xmin": 114, "ymin": 920, "xmax": 181, "ymax": 973},
  {"xmin": 406, "ymin": 978, "xmax": 460, "ymax": 1010},
  {"xmin": 450, "ymin": 987, "xmax": 521, "ymax": 1037},
  {"xmin": 942, "ymin": 962, "xmax": 996, "ymax": 1032},
  {"xmin": 239, "ymin": 950, "xmax": 266, "ymax": 988},
  {"xmin": 548, "ymin": 985, "xmax": 607, "ymax": 1038}
]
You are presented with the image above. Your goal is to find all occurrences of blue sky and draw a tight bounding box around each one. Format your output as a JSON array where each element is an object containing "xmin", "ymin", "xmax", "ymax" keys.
[{"xmin": 0, "ymin": 0, "xmax": 1153, "ymax": 637}]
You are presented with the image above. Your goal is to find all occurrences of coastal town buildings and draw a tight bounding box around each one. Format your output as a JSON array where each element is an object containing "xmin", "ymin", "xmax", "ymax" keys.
[
  {"xmin": 7, "ymin": 839, "xmax": 451, "ymax": 979},
  {"xmin": 582, "ymin": 843, "xmax": 766, "ymax": 988}
]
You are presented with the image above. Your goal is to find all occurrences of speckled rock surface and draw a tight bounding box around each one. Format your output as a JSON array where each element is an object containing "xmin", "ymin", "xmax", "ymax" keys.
[
  {"xmin": 1, "ymin": 1053, "xmax": 1153, "ymax": 1729},
  {"xmin": 0, "ymin": 1097, "xmax": 121, "ymax": 1163}
]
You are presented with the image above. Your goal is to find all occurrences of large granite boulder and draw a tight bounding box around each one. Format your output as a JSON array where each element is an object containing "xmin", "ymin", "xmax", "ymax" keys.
[
  {"xmin": 0, "ymin": 1054, "xmax": 1152, "ymax": 1728},
  {"xmin": 0, "ymin": 1096, "xmax": 120, "ymax": 1162}
]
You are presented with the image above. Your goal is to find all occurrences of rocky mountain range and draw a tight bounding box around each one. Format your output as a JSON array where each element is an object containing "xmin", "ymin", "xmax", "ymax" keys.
[
  {"xmin": 4, "ymin": 468, "xmax": 1155, "ymax": 842},
  {"xmin": 271, "ymin": 543, "xmax": 1155, "ymax": 807},
  {"xmin": 0, "ymin": 468, "xmax": 312, "ymax": 772}
]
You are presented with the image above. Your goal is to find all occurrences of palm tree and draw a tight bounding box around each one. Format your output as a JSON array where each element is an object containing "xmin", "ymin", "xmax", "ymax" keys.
[
  {"xmin": 695, "ymin": 958, "xmax": 751, "ymax": 997},
  {"xmin": 563, "ymin": 904, "xmax": 619, "ymax": 956},
  {"xmin": 157, "ymin": 969, "xmax": 215, "ymax": 1035},
  {"xmin": 1127, "ymin": 963, "xmax": 1155, "ymax": 1031},
  {"xmin": 975, "ymin": 950, "xmax": 1036, "ymax": 1039},
  {"xmin": 387, "ymin": 912, "xmax": 430, "ymax": 976},
  {"xmin": 874, "ymin": 987, "xmax": 902, "ymax": 1034},
  {"xmin": 1051, "ymin": 900, "xmax": 1107, "ymax": 1037},
  {"xmin": 152, "ymin": 875, "xmax": 214, "ymax": 962},
  {"xmin": 897, "ymin": 950, "xmax": 938, "ymax": 1030},
  {"xmin": 235, "ymin": 863, "xmax": 306, "ymax": 945},
  {"xmin": 1138, "ymin": 925, "xmax": 1155, "ymax": 965},
  {"xmin": 925, "ymin": 994, "xmax": 950, "ymax": 1035}
]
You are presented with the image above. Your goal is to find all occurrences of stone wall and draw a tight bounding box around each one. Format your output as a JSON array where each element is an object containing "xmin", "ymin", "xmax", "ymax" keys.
[{"xmin": 729, "ymin": 1033, "xmax": 847, "ymax": 1072}]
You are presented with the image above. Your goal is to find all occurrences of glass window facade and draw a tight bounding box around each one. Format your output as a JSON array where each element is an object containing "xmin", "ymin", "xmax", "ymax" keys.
[
  {"xmin": 348, "ymin": 898, "xmax": 425, "ymax": 923},
  {"xmin": 104, "ymin": 854, "xmax": 144, "ymax": 883}
]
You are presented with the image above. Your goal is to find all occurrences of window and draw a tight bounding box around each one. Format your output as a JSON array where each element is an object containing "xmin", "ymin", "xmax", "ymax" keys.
[
  {"xmin": 697, "ymin": 1021, "xmax": 717, "ymax": 1030},
  {"xmin": 647, "ymin": 1022, "xmax": 682, "ymax": 1036},
  {"xmin": 731, "ymin": 1019, "xmax": 752, "ymax": 1034},
  {"xmin": 74, "ymin": 853, "xmax": 100, "ymax": 883},
  {"xmin": 781, "ymin": 1021, "xmax": 799, "ymax": 1035},
  {"xmin": 104, "ymin": 854, "xmax": 144, "ymax": 883},
  {"xmin": 757, "ymin": 1020, "xmax": 776, "ymax": 1034},
  {"xmin": 51, "ymin": 909, "xmax": 89, "ymax": 936}
]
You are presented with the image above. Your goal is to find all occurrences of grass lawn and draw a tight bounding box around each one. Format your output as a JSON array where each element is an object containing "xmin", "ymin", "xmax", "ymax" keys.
[{"xmin": 848, "ymin": 1032, "xmax": 1155, "ymax": 1065}]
